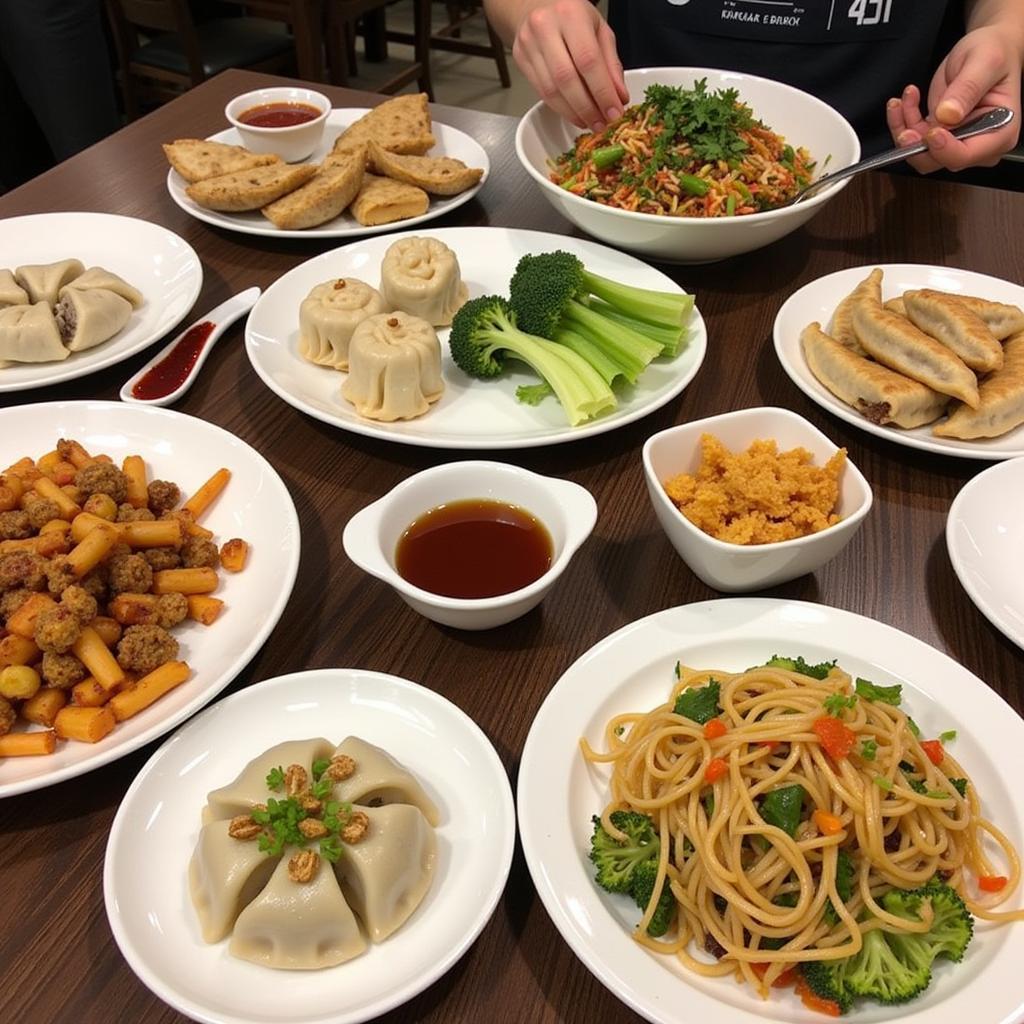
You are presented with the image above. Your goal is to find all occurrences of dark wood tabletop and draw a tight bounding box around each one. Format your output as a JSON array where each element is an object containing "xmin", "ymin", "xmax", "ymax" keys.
[{"xmin": 2, "ymin": 68, "xmax": 1023, "ymax": 1024}]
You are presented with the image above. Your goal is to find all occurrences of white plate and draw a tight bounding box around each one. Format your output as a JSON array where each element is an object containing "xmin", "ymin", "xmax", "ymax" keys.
[
  {"xmin": 245, "ymin": 226, "xmax": 707, "ymax": 449},
  {"xmin": 0, "ymin": 213, "xmax": 202, "ymax": 393},
  {"xmin": 166, "ymin": 109, "xmax": 489, "ymax": 239},
  {"xmin": 0, "ymin": 401, "xmax": 300, "ymax": 798},
  {"xmin": 947, "ymin": 457, "xmax": 1024, "ymax": 650},
  {"xmin": 773, "ymin": 264, "xmax": 1024, "ymax": 460},
  {"xmin": 518, "ymin": 598, "xmax": 1024, "ymax": 1024},
  {"xmin": 104, "ymin": 668, "xmax": 516, "ymax": 1024}
]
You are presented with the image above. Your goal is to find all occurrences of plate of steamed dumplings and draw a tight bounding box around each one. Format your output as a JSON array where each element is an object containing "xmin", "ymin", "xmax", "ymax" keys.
[
  {"xmin": 104, "ymin": 668, "xmax": 516, "ymax": 1024},
  {"xmin": 0, "ymin": 213, "xmax": 202, "ymax": 393},
  {"xmin": 773, "ymin": 264, "xmax": 1024, "ymax": 460}
]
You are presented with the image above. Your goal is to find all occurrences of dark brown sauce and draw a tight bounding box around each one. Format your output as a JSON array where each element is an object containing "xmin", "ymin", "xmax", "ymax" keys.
[
  {"xmin": 395, "ymin": 499, "xmax": 553, "ymax": 600},
  {"xmin": 238, "ymin": 101, "xmax": 322, "ymax": 128}
]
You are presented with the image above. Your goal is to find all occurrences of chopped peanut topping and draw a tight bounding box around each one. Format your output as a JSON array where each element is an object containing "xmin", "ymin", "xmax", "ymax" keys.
[
  {"xmin": 284, "ymin": 763, "xmax": 308, "ymax": 797},
  {"xmin": 323, "ymin": 754, "xmax": 356, "ymax": 782},
  {"xmin": 299, "ymin": 793, "xmax": 323, "ymax": 815},
  {"xmin": 228, "ymin": 815, "xmax": 262, "ymax": 840},
  {"xmin": 298, "ymin": 818, "xmax": 329, "ymax": 840},
  {"xmin": 288, "ymin": 849, "xmax": 320, "ymax": 883},
  {"xmin": 341, "ymin": 809, "xmax": 370, "ymax": 844}
]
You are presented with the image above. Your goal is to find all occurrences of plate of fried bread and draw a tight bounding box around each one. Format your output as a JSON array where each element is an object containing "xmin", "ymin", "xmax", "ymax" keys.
[
  {"xmin": 774, "ymin": 264, "xmax": 1024, "ymax": 459},
  {"xmin": 164, "ymin": 94, "xmax": 489, "ymax": 239}
]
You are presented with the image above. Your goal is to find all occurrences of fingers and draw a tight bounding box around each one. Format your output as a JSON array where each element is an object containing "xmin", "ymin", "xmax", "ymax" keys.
[
  {"xmin": 920, "ymin": 126, "xmax": 1013, "ymax": 171},
  {"xmin": 560, "ymin": 13, "xmax": 626, "ymax": 127},
  {"xmin": 933, "ymin": 43, "xmax": 1003, "ymax": 125},
  {"xmin": 886, "ymin": 86, "xmax": 941, "ymax": 172},
  {"xmin": 596, "ymin": 21, "xmax": 630, "ymax": 107}
]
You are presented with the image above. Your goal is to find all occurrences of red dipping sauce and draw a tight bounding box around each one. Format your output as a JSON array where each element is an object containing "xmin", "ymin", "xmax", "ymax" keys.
[
  {"xmin": 238, "ymin": 101, "xmax": 322, "ymax": 128},
  {"xmin": 132, "ymin": 321, "xmax": 215, "ymax": 400}
]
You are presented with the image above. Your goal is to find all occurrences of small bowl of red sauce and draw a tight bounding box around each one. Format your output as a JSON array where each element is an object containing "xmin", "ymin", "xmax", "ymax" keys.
[
  {"xmin": 225, "ymin": 87, "xmax": 330, "ymax": 162},
  {"xmin": 342, "ymin": 461, "xmax": 597, "ymax": 630}
]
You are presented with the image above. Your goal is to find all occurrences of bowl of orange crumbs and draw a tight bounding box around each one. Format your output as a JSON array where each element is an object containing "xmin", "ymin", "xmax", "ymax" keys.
[{"xmin": 641, "ymin": 407, "xmax": 872, "ymax": 591}]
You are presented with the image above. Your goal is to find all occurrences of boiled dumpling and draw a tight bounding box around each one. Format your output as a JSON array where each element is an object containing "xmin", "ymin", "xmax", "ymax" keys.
[
  {"xmin": 328, "ymin": 736, "xmax": 440, "ymax": 826},
  {"xmin": 341, "ymin": 312, "xmax": 444, "ymax": 421},
  {"xmin": 229, "ymin": 852, "xmax": 367, "ymax": 969},
  {"xmin": 0, "ymin": 302, "xmax": 68, "ymax": 363},
  {"xmin": 55, "ymin": 287, "xmax": 132, "ymax": 352},
  {"xmin": 15, "ymin": 258, "xmax": 84, "ymax": 306},
  {"xmin": 62, "ymin": 266, "xmax": 144, "ymax": 308},
  {"xmin": 379, "ymin": 235, "xmax": 467, "ymax": 327},
  {"xmin": 334, "ymin": 803, "xmax": 436, "ymax": 942},
  {"xmin": 0, "ymin": 270, "xmax": 28, "ymax": 308},
  {"xmin": 298, "ymin": 277, "xmax": 386, "ymax": 369}
]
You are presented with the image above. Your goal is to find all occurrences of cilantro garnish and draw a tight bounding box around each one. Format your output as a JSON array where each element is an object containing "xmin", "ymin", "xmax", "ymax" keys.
[
  {"xmin": 312, "ymin": 757, "xmax": 331, "ymax": 782},
  {"xmin": 265, "ymin": 766, "xmax": 285, "ymax": 791},
  {"xmin": 860, "ymin": 738, "xmax": 878, "ymax": 761},
  {"xmin": 823, "ymin": 693, "xmax": 858, "ymax": 717},
  {"xmin": 644, "ymin": 79, "xmax": 756, "ymax": 165}
]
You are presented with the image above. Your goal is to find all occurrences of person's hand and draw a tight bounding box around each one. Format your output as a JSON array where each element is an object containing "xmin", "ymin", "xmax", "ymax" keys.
[
  {"xmin": 886, "ymin": 25, "xmax": 1022, "ymax": 173},
  {"xmin": 511, "ymin": 0, "xmax": 630, "ymax": 131}
]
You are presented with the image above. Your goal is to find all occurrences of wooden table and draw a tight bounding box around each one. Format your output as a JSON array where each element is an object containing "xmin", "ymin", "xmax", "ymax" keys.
[{"xmin": 2, "ymin": 68, "xmax": 1023, "ymax": 1024}]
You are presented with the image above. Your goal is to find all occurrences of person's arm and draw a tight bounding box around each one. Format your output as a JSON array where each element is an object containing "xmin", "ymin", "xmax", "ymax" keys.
[
  {"xmin": 483, "ymin": 0, "xmax": 629, "ymax": 130},
  {"xmin": 886, "ymin": 0, "xmax": 1024, "ymax": 172}
]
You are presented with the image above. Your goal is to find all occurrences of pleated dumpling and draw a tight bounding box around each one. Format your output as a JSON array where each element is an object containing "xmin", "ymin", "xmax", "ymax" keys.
[
  {"xmin": 229, "ymin": 853, "xmax": 367, "ymax": 969},
  {"xmin": 15, "ymin": 258, "xmax": 84, "ymax": 305},
  {"xmin": 62, "ymin": 266, "xmax": 144, "ymax": 308},
  {"xmin": 0, "ymin": 302, "xmax": 68, "ymax": 363},
  {"xmin": 340, "ymin": 312, "xmax": 444, "ymax": 422},
  {"xmin": 189, "ymin": 818, "xmax": 281, "ymax": 942},
  {"xmin": 0, "ymin": 269, "xmax": 28, "ymax": 308},
  {"xmin": 55, "ymin": 287, "xmax": 133, "ymax": 352},
  {"xmin": 298, "ymin": 277, "xmax": 386, "ymax": 369},
  {"xmin": 379, "ymin": 235, "xmax": 468, "ymax": 327},
  {"xmin": 328, "ymin": 736, "xmax": 440, "ymax": 826},
  {"xmin": 334, "ymin": 803, "xmax": 436, "ymax": 942}
]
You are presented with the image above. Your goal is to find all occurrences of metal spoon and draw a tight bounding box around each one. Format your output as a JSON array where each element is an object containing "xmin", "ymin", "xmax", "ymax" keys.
[
  {"xmin": 120, "ymin": 287, "xmax": 260, "ymax": 407},
  {"xmin": 789, "ymin": 106, "xmax": 1015, "ymax": 205}
]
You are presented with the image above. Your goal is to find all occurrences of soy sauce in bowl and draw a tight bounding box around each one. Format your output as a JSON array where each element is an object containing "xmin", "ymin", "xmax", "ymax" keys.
[{"xmin": 237, "ymin": 101, "xmax": 322, "ymax": 128}]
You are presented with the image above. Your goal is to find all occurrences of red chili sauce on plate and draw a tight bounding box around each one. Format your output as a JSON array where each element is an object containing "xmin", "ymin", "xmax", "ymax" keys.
[
  {"xmin": 131, "ymin": 321, "xmax": 215, "ymax": 400},
  {"xmin": 238, "ymin": 102, "xmax": 322, "ymax": 128},
  {"xmin": 395, "ymin": 499, "xmax": 553, "ymax": 600}
]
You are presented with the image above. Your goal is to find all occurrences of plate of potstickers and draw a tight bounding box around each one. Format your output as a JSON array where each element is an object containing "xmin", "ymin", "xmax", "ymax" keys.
[
  {"xmin": 0, "ymin": 401, "xmax": 300, "ymax": 798},
  {"xmin": 774, "ymin": 264, "xmax": 1024, "ymax": 460},
  {"xmin": 164, "ymin": 94, "xmax": 489, "ymax": 239}
]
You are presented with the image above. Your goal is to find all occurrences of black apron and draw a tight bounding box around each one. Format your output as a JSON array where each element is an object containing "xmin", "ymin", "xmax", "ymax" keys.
[{"xmin": 607, "ymin": 1, "xmax": 960, "ymax": 154}]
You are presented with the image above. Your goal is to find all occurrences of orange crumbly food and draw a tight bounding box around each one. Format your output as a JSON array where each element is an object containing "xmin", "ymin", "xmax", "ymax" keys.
[{"xmin": 663, "ymin": 434, "xmax": 845, "ymax": 544}]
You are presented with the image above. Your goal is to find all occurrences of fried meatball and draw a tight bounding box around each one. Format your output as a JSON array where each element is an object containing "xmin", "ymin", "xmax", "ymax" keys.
[
  {"xmin": 34, "ymin": 605, "xmax": 82, "ymax": 653},
  {"xmin": 0, "ymin": 588, "xmax": 32, "ymax": 622},
  {"xmin": 0, "ymin": 696, "xmax": 15, "ymax": 736},
  {"xmin": 0, "ymin": 551, "xmax": 47, "ymax": 592},
  {"xmin": 155, "ymin": 592, "xmax": 188, "ymax": 629},
  {"xmin": 45, "ymin": 555, "xmax": 77, "ymax": 596},
  {"xmin": 24, "ymin": 496, "xmax": 61, "ymax": 530},
  {"xmin": 0, "ymin": 510, "xmax": 32, "ymax": 541},
  {"xmin": 107, "ymin": 553, "xmax": 153, "ymax": 595},
  {"xmin": 147, "ymin": 480, "xmax": 181, "ymax": 515},
  {"xmin": 117, "ymin": 624, "xmax": 178, "ymax": 675},
  {"xmin": 117, "ymin": 503, "xmax": 155, "ymax": 523},
  {"xmin": 77, "ymin": 569, "xmax": 108, "ymax": 603},
  {"xmin": 74, "ymin": 463, "xmax": 128, "ymax": 504},
  {"xmin": 181, "ymin": 536, "xmax": 219, "ymax": 569},
  {"xmin": 41, "ymin": 651, "xmax": 87, "ymax": 689},
  {"xmin": 142, "ymin": 548, "xmax": 180, "ymax": 571},
  {"xmin": 62, "ymin": 584, "xmax": 98, "ymax": 625}
]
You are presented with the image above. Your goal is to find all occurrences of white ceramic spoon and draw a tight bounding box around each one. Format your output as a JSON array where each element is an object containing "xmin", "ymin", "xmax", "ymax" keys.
[{"xmin": 120, "ymin": 286, "xmax": 261, "ymax": 406}]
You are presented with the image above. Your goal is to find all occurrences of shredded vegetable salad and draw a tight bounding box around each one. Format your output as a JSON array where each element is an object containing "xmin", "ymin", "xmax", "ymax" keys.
[{"xmin": 550, "ymin": 80, "xmax": 816, "ymax": 218}]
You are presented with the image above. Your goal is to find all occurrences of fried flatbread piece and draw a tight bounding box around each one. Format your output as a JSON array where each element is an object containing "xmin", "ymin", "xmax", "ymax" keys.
[
  {"xmin": 801, "ymin": 321, "xmax": 948, "ymax": 429},
  {"xmin": 903, "ymin": 288, "xmax": 1003, "ymax": 374},
  {"xmin": 261, "ymin": 147, "xmax": 366, "ymax": 229},
  {"xmin": 186, "ymin": 164, "xmax": 317, "ymax": 212},
  {"xmin": 350, "ymin": 174, "xmax": 429, "ymax": 226},
  {"xmin": 829, "ymin": 267, "xmax": 881, "ymax": 356},
  {"xmin": 163, "ymin": 139, "xmax": 280, "ymax": 183},
  {"xmin": 934, "ymin": 332, "xmax": 1024, "ymax": 439},
  {"xmin": 332, "ymin": 94, "xmax": 434, "ymax": 156},
  {"xmin": 366, "ymin": 140, "xmax": 483, "ymax": 196}
]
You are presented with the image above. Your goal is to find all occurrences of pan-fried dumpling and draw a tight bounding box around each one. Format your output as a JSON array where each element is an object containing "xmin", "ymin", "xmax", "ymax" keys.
[
  {"xmin": 189, "ymin": 819, "xmax": 281, "ymax": 942},
  {"xmin": 0, "ymin": 302, "xmax": 68, "ymax": 363},
  {"xmin": 334, "ymin": 804, "xmax": 436, "ymax": 942},
  {"xmin": 15, "ymin": 259, "xmax": 84, "ymax": 306},
  {"xmin": 54, "ymin": 287, "xmax": 132, "ymax": 352},
  {"xmin": 203, "ymin": 737, "xmax": 335, "ymax": 824},
  {"xmin": 298, "ymin": 277, "xmax": 386, "ymax": 369},
  {"xmin": 934, "ymin": 332, "xmax": 1024, "ymax": 439},
  {"xmin": 62, "ymin": 267, "xmax": 144, "ymax": 308},
  {"xmin": 829, "ymin": 268, "xmax": 881, "ymax": 356},
  {"xmin": 380, "ymin": 236, "xmax": 468, "ymax": 327},
  {"xmin": 0, "ymin": 270, "xmax": 28, "ymax": 308},
  {"xmin": 950, "ymin": 294, "xmax": 1024, "ymax": 340},
  {"xmin": 902, "ymin": 289, "xmax": 1003, "ymax": 374},
  {"xmin": 229, "ymin": 852, "xmax": 367, "ymax": 969},
  {"xmin": 341, "ymin": 312, "xmax": 444, "ymax": 421},
  {"xmin": 327, "ymin": 736, "xmax": 441, "ymax": 826}
]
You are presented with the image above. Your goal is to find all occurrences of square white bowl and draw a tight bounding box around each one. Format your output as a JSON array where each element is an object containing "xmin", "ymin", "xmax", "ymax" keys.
[{"xmin": 642, "ymin": 407, "xmax": 872, "ymax": 591}]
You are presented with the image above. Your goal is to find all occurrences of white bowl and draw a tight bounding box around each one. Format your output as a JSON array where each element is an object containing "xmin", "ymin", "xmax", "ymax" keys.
[
  {"xmin": 342, "ymin": 461, "xmax": 597, "ymax": 629},
  {"xmin": 515, "ymin": 67, "xmax": 860, "ymax": 264},
  {"xmin": 225, "ymin": 86, "xmax": 330, "ymax": 162},
  {"xmin": 642, "ymin": 407, "xmax": 872, "ymax": 591}
]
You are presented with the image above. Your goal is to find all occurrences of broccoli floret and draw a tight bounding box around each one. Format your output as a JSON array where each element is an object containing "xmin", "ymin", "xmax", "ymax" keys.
[
  {"xmin": 764, "ymin": 654, "xmax": 837, "ymax": 680},
  {"xmin": 449, "ymin": 295, "xmax": 615, "ymax": 425},
  {"xmin": 801, "ymin": 960, "xmax": 854, "ymax": 1015},
  {"xmin": 629, "ymin": 859, "xmax": 675, "ymax": 937},
  {"xmin": 843, "ymin": 928, "xmax": 932, "ymax": 1004},
  {"xmin": 589, "ymin": 811, "xmax": 661, "ymax": 894},
  {"xmin": 881, "ymin": 883, "xmax": 973, "ymax": 963},
  {"xmin": 673, "ymin": 679, "xmax": 720, "ymax": 724}
]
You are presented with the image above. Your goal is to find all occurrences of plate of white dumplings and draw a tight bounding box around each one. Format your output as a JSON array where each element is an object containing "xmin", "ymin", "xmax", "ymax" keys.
[{"xmin": 0, "ymin": 213, "xmax": 202, "ymax": 393}]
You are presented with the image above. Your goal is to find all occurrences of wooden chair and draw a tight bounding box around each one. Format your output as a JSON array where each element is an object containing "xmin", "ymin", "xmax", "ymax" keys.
[{"xmin": 105, "ymin": 0, "xmax": 297, "ymax": 120}]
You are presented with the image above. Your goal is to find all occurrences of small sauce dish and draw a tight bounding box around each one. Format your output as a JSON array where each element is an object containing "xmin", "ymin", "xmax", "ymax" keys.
[
  {"xmin": 225, "ymin": 87, "xmax": 330, "ymax": 163},
  {"xmin": 343, "ymin": 461, "xmax": 598, "ymax": 630}
]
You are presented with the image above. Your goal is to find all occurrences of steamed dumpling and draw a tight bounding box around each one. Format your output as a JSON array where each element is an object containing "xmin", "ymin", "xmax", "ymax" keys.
[
  {"xmin": 341, "ymin": 312, "xmax": 444, "ymax": 421},
  {"xmin": 379, "ymin": 236, "xmax": 468, "ymax": 327},
  {"xmin": 0, "ymin": 270, "xmax": 28, "ymax": 308},
  {"xmin": 298, "ymin": 277, "xmax": 386, "ymax": 369},
  {"xmin": 15, "ymin": 258, "xmax": 84, "ymax": 306},
  {"xmin": 0, "ymin": 302, "xmax": 68, "ymax": 363},
  {"xmin": 62, "ymin": 266, "xmax": 144, "ymax": 308},
  {"xmin": 55, "ymin": 287, "xmax": 132, "ymax": 352}
]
